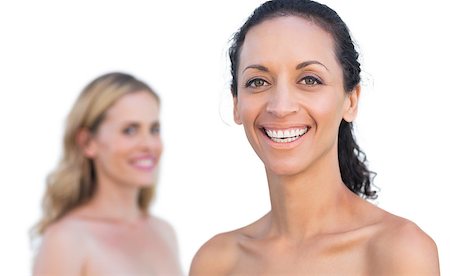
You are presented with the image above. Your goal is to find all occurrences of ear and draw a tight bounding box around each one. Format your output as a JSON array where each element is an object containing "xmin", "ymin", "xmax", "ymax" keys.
[
  {"xmin": 76, "ymin": 128, "xmax": 97, "ymax": 158},
  {"xmin": 343, "ymin": 85, "xmax": 360, "ymax": 123},
  {"xmin": 233, "ymin": 95, "xmax": 242, "ymax": 125}
]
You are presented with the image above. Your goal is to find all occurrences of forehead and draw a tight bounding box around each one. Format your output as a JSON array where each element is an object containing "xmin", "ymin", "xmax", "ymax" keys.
[
  {"xmin": 105, "ymin": 91, "xmax": 159, "ymax": 123},
  {"xmin": 240, "ymin": 16, "xmax": 338, "ymax": 70}
]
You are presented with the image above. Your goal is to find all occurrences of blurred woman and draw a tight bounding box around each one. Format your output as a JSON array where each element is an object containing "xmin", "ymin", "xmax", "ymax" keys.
[{"xmin": 33, "ymin": 72, "xmax": 183, "ymax": 275}]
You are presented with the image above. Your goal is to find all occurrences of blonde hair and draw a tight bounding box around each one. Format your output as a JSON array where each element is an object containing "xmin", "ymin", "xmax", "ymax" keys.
[{"xmin": 33, "ymin": 72, "xmax": 160, "ymax": 236}]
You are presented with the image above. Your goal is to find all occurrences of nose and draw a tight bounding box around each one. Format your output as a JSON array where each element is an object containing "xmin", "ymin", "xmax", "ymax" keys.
[
  {"xmin": 266, "ymin": 83, "xmax": 299, "ymax": 118},
  {"xmin": 139, "ymin": 132, "xmax": 162, "ymax": 152}
]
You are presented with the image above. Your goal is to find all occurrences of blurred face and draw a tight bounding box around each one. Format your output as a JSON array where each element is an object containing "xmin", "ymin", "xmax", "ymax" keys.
[
  {"xmin": 234, "ymin": 16, "xmax": 358, "ymax": 176},
  {"xmin": 86, "ymin": 91, "xmax": 162, "ymax": 188}
]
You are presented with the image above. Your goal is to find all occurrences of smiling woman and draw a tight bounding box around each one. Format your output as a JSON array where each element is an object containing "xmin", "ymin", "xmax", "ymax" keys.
[
  {"xmin": 31, "ymin": 72, "xmax": 183, "ymax": 275},
  {"xmin": 189, "ymin": 0, "xmax": 440, "ymax": 275}
]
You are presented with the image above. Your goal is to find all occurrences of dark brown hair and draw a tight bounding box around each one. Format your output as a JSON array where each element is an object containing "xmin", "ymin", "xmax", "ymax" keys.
[{"xmin": 229, "ymin": 0, "xmax": 377, "ymax": 198}]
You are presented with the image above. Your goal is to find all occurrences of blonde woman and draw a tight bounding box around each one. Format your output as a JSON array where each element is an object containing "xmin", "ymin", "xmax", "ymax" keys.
[{"xmin": 32, "ymin": 72, "xmax": 182, "ymax": 275}]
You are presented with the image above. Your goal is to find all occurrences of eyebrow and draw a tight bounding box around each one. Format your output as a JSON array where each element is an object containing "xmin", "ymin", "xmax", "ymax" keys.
[
  {"xmin": 242, "ymin": 64, "xmax": 269, "ymax": 74},
  {"xmin": 121, "ymin": 120, "xmax": 159, "ymax": 126},
  {"xmin": 242, "ymin": 60, "xmax": 328, "ymax": 74},
  {"xmin": 122, "ymin": 122, "xmax": 140, "ymax": 128},
  {"xmin": 296, "ymin": 60, "xmax": 329, "ymax": 71}
]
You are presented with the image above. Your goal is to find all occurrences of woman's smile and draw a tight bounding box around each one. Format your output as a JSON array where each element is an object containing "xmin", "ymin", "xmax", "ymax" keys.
[
  {"xmin": 129, "ymin": 155, "xmax": 157, "ymax": 172},
  {"xmin": 260, "ymin": 126, "xmax": 310, "ymax": 148}
]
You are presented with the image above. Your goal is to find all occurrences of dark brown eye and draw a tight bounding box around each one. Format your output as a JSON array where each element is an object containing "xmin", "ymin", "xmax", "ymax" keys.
[
  {"xmin": 253, "ymin": 79, "xmax": 265, "ymax": 87},
  {"xmin": 246, "ymin": 78, "xmax": 269, "ymax": 88},
  {"xmin": 300, "ymin": 76, "xmax": 322, "ymax": 86}
]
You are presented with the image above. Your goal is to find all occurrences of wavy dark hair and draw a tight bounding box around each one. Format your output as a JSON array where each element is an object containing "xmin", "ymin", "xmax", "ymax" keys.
[{"xmin": 229, "ymin": 0, "xmax": 377, "ymax": 198}]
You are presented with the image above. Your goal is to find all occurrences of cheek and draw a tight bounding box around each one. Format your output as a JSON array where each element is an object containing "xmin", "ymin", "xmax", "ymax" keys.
[
  {"xmin": 97, "ymin": 135, "xmax": 134, "ymax": 158},
  {"xmin": 237, "ymin": 95, "xmax": 262, "ymax": 124},
  {"xmin": 306, "ymin": 92, "xmax": 346, "ymax": 125},
  {"xmin": 154, "ymin": 139, "xmax": 163, "ymax": 157}
]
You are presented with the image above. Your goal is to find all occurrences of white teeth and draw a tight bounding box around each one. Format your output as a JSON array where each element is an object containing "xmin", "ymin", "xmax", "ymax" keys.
[
  {"xmin": 271, "ymin": 137, "xmax": 295, "ymax": 143},
  {"xmin": 277, "ymin": 130, "xmax": 283, "ymax": 138},
  {"xmin": 290, "ymin": 129, "xmax": 295, "ymax": 137},
  {"xmin": 135, "ymin": 159, "xmax": 153, "ymax": 167},
  {"xmin": 264, "ymin": 127, "xmax": 309, "ymax": 143},
  {"xmin": 299, "ymin": 128, "xmax": 307, "ymax": 136}
]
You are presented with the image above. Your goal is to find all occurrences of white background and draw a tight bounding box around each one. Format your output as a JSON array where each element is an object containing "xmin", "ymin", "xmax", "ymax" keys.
[{"xmin": 1, "ymin": 0, "xmax": 449, "ymax": 274}]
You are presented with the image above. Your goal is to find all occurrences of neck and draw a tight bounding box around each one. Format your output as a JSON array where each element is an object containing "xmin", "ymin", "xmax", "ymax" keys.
[
  {"xmin": 85, "ymin": 177, "xmax": 145, "ymax": 224},
  {"xmin": 266, "ymin": 149, "xmax": 354, "ymax": 240}
]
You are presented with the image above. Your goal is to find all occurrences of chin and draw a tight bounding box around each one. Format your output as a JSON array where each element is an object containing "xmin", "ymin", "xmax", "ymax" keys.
[
  {"xmin": 265, "ymin": 161, "xmax": 308, "ymax": 177},
  {"xmin": 126, "ymin": 177, "xmax": 156, "ymax": 188}
]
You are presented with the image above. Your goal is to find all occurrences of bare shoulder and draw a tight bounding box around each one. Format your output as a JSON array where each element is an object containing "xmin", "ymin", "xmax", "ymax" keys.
[
  {"xmin": 151, "ymin": 215, "xmax": 176, "ymax": 236},
  {"xmin": 33, "ymin": 217, "xmax": 90, "ymax": 275},
  {"xmin": 149, "ymin": 215, "xmax": 179, "ymax": 250},
  {"xmin": 369, "ymin": 214, "xmax": 440, "ymax": 275},
  {"xmin": 189, "ymin": 230, "xmax": 241, "ymax": 276}
]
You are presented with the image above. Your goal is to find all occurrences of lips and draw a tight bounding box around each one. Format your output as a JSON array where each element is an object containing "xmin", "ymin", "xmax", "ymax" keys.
[
  {"xmin": 130, "ymin": 156, "xmax": 157, "ymax": 171},
  {"xmin": 262, "ymin": 126, "xmax": 309, "ymax": 143}
]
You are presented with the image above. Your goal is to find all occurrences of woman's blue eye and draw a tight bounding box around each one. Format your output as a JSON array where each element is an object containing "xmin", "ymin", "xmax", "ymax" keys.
[
  {"xmin": 246, "ymin": 78, "xmax": 269, "ymax": 88},
  {"xmin": 123, "ymin": 126, "xmax": 137, "ymax": 135},
  {"xmin": 300, "ymin": 76, "xmax": 322, "ymax": 86},
  {"xmin": 151, "ymin": 125, "xmax": 160, "ymax": 135}
]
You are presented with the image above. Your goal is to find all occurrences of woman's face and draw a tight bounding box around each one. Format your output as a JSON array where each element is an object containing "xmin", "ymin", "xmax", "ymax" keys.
[
  {"xmin": 86, "ymin": 91, "xmax": 162, "ymax": 189},
  {"xmin": 234, "ymin": 16, "xmax": 358, "ymax": 176}
]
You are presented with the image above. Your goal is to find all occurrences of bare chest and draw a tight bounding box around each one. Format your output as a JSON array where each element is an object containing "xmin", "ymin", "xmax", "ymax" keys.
[
  {"xmin": 82, "ymin": 225, "xmax": 180, "ymax": 276},
  {"xmin": 232, "ymin": 235, "xmax": 371, "ymax": 275}
]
